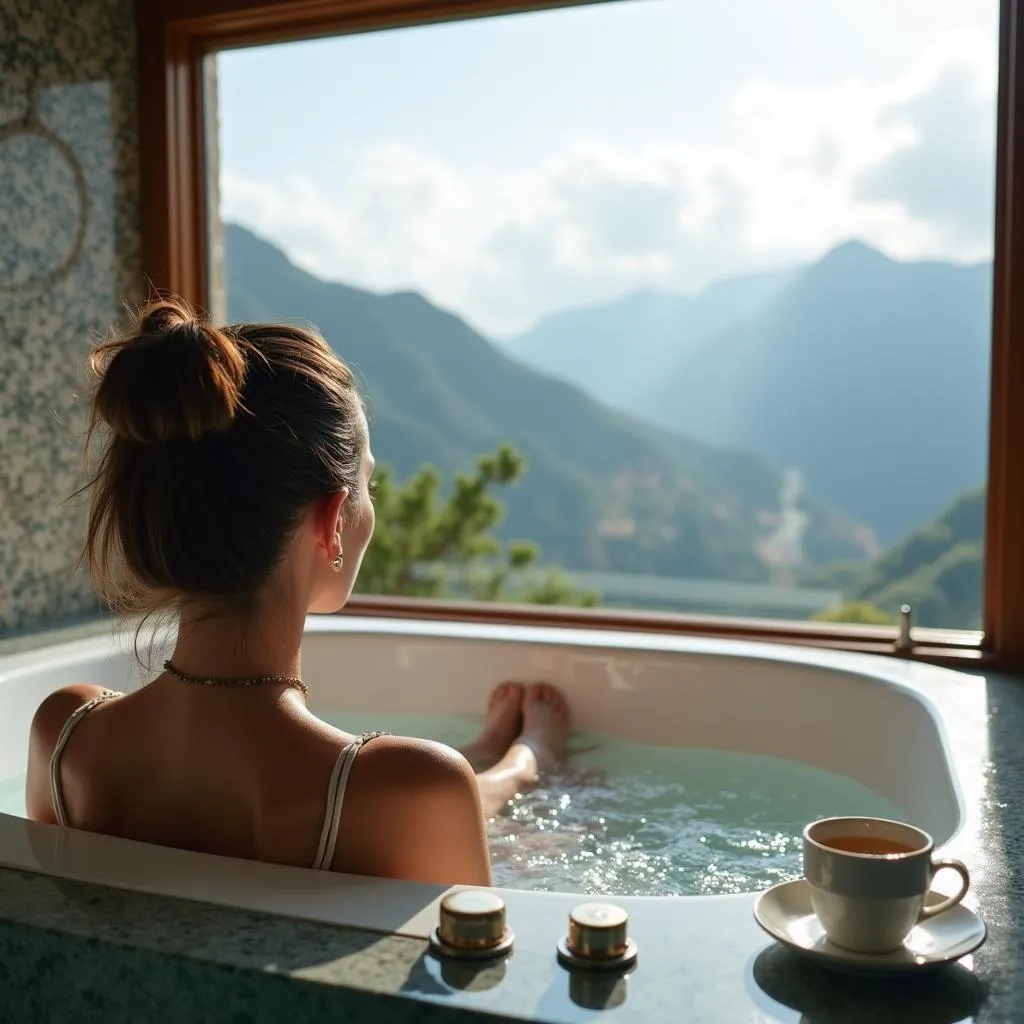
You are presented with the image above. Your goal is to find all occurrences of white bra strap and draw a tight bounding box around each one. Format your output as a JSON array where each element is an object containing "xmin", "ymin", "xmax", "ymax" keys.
[
  {"xmin": 312, "ymin": 731, "xmax": 386, "ymax": 871},
  {"xmin": 49, "ymin": 690, "xmax": 122, "ymax": 827}
]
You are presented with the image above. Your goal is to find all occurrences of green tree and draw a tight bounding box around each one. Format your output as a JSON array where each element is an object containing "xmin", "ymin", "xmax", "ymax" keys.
[
  {"xmin": 355, "ymin": 444, "xmax": 598, "ymax": 607},
  {"xmin": 811, "ymin": 601, "xmax": 896, "ymax": 626}
]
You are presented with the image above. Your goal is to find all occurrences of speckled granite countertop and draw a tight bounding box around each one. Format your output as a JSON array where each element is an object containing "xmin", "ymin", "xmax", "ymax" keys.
[{"xmin": 0, "ymin": 628, "xmax": 1022, "ymax": 1023}]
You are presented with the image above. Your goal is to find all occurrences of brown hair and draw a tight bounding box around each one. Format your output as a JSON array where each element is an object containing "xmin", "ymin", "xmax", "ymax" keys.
[{"xmin": 84, "ymin": 297, "xmax": 366, "ymax": 616}]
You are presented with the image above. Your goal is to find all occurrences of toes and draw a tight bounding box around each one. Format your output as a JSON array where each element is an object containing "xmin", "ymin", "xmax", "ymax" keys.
[
  {"xmin": 544, "ymin": 684, "xmax": 570, "ymax": 718},
  {"xmin": 505, "ymin": 682, "xmax": 525, "ymax": 709},
  {"xmin": 527, "ymin": 683, "xmax": 569, "ymax": 717},
  {"xmin": 490, "ymin": 681, "xmax": 524, "ymax": 710}
]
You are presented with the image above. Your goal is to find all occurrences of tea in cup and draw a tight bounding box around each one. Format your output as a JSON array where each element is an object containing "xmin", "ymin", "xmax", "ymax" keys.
[{"xmin": 803, "ymin": 816, "xmax": 970, "ymax": 954}]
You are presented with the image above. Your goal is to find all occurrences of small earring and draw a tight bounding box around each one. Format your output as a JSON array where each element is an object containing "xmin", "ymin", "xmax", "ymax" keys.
[{"xmin": 331, "ymin": 550, "xmax": 344, "ymax": 573}]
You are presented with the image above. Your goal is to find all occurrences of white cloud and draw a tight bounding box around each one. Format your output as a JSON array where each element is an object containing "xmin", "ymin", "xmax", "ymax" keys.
[{"xmin": 220, "ymin": 30, "xmax": 996, "ymax": 336}]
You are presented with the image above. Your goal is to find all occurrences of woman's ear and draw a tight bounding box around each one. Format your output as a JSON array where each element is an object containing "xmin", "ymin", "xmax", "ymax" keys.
[{"xmin": 314, "ymin": 489, "xmax": 350, "ymax": 553}]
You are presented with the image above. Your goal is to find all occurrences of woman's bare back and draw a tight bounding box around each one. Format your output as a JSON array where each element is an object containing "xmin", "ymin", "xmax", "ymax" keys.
[{"xmin": 27, "ymin": 679, "xmax": 493, "ymax": 885}]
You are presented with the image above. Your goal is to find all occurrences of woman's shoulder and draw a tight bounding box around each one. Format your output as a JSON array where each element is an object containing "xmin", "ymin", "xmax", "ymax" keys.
[
  {"xmin": 30, "ymin": 684, "xmax": 121, "ymax": 749},
  {"xmin": 27, "ymin": 684, "xmax": 121, "ymax": 824},
  {"xmin": 334, "ymin": 733, "xmax": 490, "ymax": 884},
  {"xmin": 351, "ymin": 733, "xmax": 476, "ymax": 791},
  {"xmin": 343, "ymin": 733, "xmax": 481, "ymax": 820}
]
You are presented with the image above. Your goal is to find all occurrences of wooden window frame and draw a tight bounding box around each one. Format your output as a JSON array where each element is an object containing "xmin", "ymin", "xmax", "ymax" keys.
[{"xmin": 136, "ymin": 0, "xmax": 1024, "ymax": 668}]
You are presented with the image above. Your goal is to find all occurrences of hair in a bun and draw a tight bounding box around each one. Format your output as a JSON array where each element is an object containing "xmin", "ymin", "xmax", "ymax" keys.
[{"xmin": 91, "ymin": 298, "xmax": 247, "ymax": 445}]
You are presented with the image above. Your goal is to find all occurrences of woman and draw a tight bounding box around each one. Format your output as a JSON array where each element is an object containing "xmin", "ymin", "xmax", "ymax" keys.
[{"xmin": 25, "ymin": 298, "xmax": 569, "ymax": 886}]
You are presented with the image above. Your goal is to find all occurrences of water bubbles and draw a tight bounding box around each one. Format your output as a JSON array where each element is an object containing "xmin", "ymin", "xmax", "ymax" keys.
[{"xmin": 487, "ymin": 751, "xmax": 901, "ymax": 898}]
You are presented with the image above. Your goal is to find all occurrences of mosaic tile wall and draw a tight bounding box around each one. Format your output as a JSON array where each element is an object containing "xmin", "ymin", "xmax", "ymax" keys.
[{"xmin": 0, "ymin": 0, "xmax": 142, "ymax": 635}]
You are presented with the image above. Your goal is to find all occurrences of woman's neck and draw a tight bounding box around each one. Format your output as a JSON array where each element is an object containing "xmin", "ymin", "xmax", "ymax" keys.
[{"xmin": 169, "ymin": 601, "xmax": 306, "ymax": 682}]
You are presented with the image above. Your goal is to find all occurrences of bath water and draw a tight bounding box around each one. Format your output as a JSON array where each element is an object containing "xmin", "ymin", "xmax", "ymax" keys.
[
  {"xmin": 0, "ymin": 710, "xmax": 905, "ymax": 897},
  {"xmin": 331, "ymin": 712, "xmax": 905, "ymax": 896}
]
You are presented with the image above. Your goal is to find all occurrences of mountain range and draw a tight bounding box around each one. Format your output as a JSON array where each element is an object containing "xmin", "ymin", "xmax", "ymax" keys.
[
  {"xmin": 510, "ymin": 268, "xmax": 794, "ymax": 410},
  {"xmin": 224, "ymin": 223, "xmax": 872, "ymax": 583},
  {"xmin": 511, "ymin": 243, "xmax": 992, "ymax": 544}
]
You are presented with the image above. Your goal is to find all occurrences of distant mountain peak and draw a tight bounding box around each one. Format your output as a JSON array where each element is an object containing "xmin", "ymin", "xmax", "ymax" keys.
[
  {"xmin": 817, "ymin": 239, "xmax": 892, "ymax": 271},
  {"xmin": 386, "ymin": 288, "xmax": 432, "ymax": 306},
  {"xmin": 225, "ymin": 221, "xmax": 277, "ymax": 252},
  {"xmin": 224, "ymin": 221, "xmax": 309, "ymax": 278}
]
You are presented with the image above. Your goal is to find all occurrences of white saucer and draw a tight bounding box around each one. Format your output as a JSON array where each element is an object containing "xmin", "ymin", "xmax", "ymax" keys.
[{"xmin": 754, "ymin": 879, "xmax": 987, "ymax": 974}]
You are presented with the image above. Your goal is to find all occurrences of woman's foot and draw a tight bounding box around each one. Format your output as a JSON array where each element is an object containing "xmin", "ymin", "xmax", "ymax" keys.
[
  {"xmin": 459, "ymin": 682, "xmax": 525, "ymax": 772},
  {"xmin": 515, "ymin": 683, "xmax": 570, "ymax": 774},
  {"xmin": 473, "ymin": 683, "xmax": 571, "ymax": 818}
]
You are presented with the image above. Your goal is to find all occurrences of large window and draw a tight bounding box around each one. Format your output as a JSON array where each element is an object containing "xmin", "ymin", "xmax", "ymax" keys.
[{"xmin": 140, "ymin": 0, "xmax": 1022, "ymax": 660}]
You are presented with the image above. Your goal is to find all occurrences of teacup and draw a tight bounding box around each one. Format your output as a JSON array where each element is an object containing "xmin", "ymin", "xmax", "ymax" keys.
[{"xmin": 803, "ymin": 816, "xmax": 970, "ymax": 954}]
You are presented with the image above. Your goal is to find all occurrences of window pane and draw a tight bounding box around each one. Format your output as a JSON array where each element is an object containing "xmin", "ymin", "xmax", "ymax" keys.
[{"xmin": 211, "ymin": 0, "xmax": 996, "ymax": 631}]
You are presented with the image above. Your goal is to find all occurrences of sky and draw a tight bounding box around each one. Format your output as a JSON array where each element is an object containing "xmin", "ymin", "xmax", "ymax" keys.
[{"xmin": 217, "ymin": 0, "xmax": 999, "ymax": 337}]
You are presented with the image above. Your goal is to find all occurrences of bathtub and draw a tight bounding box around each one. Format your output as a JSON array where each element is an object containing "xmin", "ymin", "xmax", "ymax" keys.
[{"xmin": 0, "ymin": 616, "xmax": 973, "ymax": 956}]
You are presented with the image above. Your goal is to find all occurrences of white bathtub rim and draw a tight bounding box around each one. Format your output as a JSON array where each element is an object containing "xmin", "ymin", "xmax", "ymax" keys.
[
  {"xmin": 303, "ymin": 617, "xmax": 972, "ymax": 846},
  {"xmin": 0, "ymin": 615, "xmax": 974, "ymax": 922},
  {"xmin": 0, "ymin": 612, "xmax": 975, "ymax": 699},
  {"xmin": 0, "ymin": 616, "xmax": 972, "ymax": 845}
]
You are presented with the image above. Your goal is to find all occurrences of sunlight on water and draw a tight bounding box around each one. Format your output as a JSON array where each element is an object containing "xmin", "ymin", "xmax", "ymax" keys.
[
  {"xmin": 488, "ymin": 757, "xmax": 901, "ymax": 897},
  {"xmin": 0, "ymin": 710, "xmax": 905, "ymax": 896}
]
